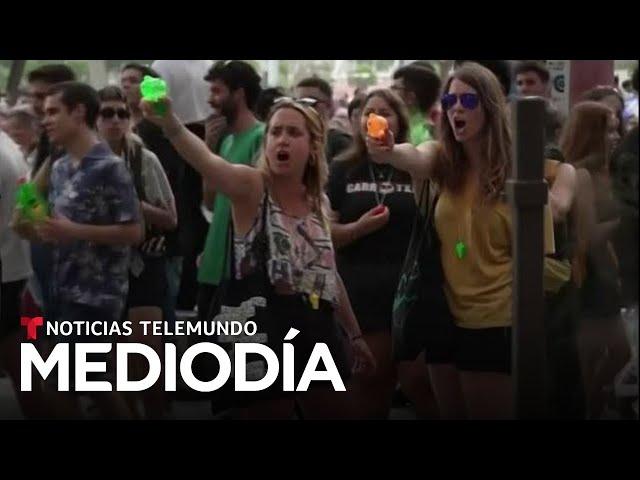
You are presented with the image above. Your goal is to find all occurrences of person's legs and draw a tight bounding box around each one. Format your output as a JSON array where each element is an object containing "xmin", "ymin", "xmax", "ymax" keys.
[
  {"xmin": 459, "ymin": 371, "xmax": 513, "ymax": 420},
  {"xmin": 177, "ymin": 179, "xmax": 208, "ymax": 311},
  {"xmin": 29, "ymin": 243, "xmax": 53, "ymax": 319},
  {"xmin": 345, "ymin": 331, "xmax": 396, "ymax": 419},
  {"xmin": 545, "ymin": 287, "xmax": 587, "ymax": 419},
  {"xmin": 427, "ymin": 363, "xmax": 467, "ymax": 419},
  {"xmin": 397, "ymin": 352, "xmax": 440, "ymax": 419},
  {"xmin": 163, "ymin": 256, "xmax": 183, "ymax": 329},
  {"xmin": 455, "ymin": 326, "xmax": 513, "ymax": 420},
  {"xmin": 62, "ymin": 303, "xmax": 132, "ymax": 419},
  {"xmin": 0, "ymin": 279, "xmax": 53, "ymax": 418},
  {"xmin": 124, "ymin": 258, "xmax": 170, "ymax": 418},
  {"xmin": 0, "ymin": 330, "xmax": 53, "ymax": 418},
  {"xmin": 585, "ymin": 315, "xmax": 632, "ymax": 418},
  {"xmin": 577, "ymin": 319, "xmax": 603, "ymax": 418},
  {"xmin": 197, "ymin": 283, "xmax": 217, "ymax": 323},
  {"xmin": 128, "ymin": 306, "xmax": 166, "ymax": 419}
]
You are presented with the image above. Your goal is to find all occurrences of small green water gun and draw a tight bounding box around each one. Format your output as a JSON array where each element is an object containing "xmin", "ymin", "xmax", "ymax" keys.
[
  {"xmin": 140, "ymin": 75, "xmax": 168, "ymax": 116},
  {"xmin": 16, "ymin": 182, "xmax": 48, "ymax": 222}
]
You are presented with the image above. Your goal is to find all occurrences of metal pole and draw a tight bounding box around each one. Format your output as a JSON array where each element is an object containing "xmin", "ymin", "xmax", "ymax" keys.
[
  {"xmin": 506, "ymin": 96, "xmax": 549, "ymax": 419},
  {"xmin": 6, "ymin": 60, "xmax": 27, "ymax": 106}
]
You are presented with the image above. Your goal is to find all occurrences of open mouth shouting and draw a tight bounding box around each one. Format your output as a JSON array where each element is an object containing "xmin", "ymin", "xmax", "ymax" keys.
[
  {"xmin": 453, "ymin": 117, "xmax": 467, "ymax": 136},
  {"xmin": 276, "ymin": 150, "xmax": 290, "ymax": 163}
]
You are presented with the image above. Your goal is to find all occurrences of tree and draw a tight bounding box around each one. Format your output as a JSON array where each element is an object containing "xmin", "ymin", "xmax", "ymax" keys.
[{"xmin": 349, "ymin": 62, "xmax": 377, "ymax": 89}]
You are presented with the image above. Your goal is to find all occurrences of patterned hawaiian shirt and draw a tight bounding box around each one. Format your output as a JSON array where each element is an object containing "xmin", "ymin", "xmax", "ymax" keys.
[{"xmin": 48, "ymin": 142, "xmax": 140, "ymax": 318}]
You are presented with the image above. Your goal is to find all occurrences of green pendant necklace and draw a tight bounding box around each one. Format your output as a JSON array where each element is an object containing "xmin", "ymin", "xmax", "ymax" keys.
[{"xmin": 455, "ymin": 209, "xmax": 469, "ymax": 260}]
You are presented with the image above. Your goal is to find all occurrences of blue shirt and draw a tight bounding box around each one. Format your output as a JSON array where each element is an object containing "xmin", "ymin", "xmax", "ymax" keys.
[{"xmin": 49, "ymin": 142, "xmax": 140, "ymax": 317}]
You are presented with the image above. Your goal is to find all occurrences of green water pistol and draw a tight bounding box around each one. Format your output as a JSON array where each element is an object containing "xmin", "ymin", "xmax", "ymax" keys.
[
  {"xmin": 16, "ymin": 182, "xmax": 48, "ymax": 222},
  {"xmin": 140, "ymin": 75, "xmax": 168, "ymax": 116}
]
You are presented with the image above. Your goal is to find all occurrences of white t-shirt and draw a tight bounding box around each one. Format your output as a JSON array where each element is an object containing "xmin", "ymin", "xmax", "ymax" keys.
[
  {"xmin": 151, "ymin": 60, "xmax": 214, "ymax": 125},
  {"xmin": 0, "ymin": 131, "xmax": 33, "ymax": 283}
]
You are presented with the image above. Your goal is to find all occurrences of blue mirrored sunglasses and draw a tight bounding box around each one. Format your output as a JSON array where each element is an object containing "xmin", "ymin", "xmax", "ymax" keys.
[{"xmin": 441, "ymin": 93, "xmax": 480, "ymax": 111}]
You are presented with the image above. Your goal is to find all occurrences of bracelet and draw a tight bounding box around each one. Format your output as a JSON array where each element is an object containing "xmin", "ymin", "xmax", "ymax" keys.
[{"xmin": 350, "ymin": 334, "xmax": 363, "ymax": 343}]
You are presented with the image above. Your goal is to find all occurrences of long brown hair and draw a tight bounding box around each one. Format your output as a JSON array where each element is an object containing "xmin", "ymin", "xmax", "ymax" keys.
[
  {"xmin": 560, "ymin": 101, "xmax": 614, "ymax": 287},
  {"xmin": 255, "ymin": 99, "xmax": 329, "ymax": 228},
  {"xmin": 337, "ymin": 87, "xmax": 410, "ymax": 164},
  {"xmin": 436, "ymin": 62, "xmax": 512, "ymax": 202},
  {"xmin": 582, "ymin": 86, "xmax": 625, "ymax": 138},
  {"xmin": 560, "ymin": 100, "xmax": 612, "ymax": 173}
]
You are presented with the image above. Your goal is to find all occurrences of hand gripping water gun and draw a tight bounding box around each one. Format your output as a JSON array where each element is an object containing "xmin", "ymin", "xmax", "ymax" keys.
[
  {"xmin": 140, "ymin": 75, "xmax": 168, "ymax": 116},
  {"xmin": 367, "ymin": 113, "xmax": 388, "ymax": 140},
  {"xmin": 16, "ymin": 182, "xmax": 48, "ymax": 222}
]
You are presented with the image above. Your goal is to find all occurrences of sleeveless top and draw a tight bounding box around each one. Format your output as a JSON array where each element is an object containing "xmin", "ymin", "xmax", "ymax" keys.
[{"xmin": 234, "ymin": 194, "xmax": 338, "ymax": 305}]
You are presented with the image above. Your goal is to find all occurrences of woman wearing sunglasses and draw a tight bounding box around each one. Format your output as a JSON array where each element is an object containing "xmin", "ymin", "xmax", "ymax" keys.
[
  {"xmin": 97, "ymin": 86, "xmax": 177, "ymax": 418},
  {"xmin": 140, "ymin": 95, "xmax": 376, "ymax": 419},
  {"xmin": 367, "ymin": 62, "xmax": 555, "ymax": 419},
  {"xmin": 327, "ymin": 88, "xmax": 439, "ymax": 419}
]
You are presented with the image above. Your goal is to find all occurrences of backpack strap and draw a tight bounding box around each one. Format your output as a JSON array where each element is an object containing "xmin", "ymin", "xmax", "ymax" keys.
[{"xmin": 128, "ymin": 142, "xmax": 147, "ymax": 203}]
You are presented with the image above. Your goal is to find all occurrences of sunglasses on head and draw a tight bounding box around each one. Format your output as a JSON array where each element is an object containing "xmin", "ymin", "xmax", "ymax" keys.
[
  {"xmin": 274, "ymin": 96, "xmax": 320, "ymax": 108},
  {"xmin": 100, "ymin": 107, "xmax": 130, "ymax": 120},
  {"xmin": 441, "ymin": 93, "xmax": 480, "ymax": 111}
]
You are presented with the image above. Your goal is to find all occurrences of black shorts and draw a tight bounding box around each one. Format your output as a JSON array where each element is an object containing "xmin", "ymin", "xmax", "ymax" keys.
[
  {"xmin": 338, "ymin": 264, "xmax": 400, "ymax": 334},
  {"xmin": 126, "ymin": 256, "xmax": 168, "ymax": 309},
  {"xmin": 454, "ymin": 326, "xmax": 512, "ymax": 374},
  {"xmin": 269, "ymin": 294, "xmax": 352, "ymax": 386},
  {"xmin": 207, "ymin": 294, "xmax": 352, "ymax": 409},
  {"xmin": 423, "ymin": 323, "xmax": 512, "ymax": 375},
  {"xmin": 1, "ymin": 280, "xmax": 27, "ymax": 341}
]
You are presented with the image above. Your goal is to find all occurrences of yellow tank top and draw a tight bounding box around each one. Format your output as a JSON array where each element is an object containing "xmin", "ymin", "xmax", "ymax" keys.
[{"xmin": 434, "ymin": 183, "xmax": 554, "ymax": 329}]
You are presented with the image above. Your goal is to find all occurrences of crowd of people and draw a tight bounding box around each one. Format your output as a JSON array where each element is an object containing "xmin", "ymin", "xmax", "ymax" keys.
[{"xmin": 0, "ymin": 60, "xmax": 637, "ymax": 420}]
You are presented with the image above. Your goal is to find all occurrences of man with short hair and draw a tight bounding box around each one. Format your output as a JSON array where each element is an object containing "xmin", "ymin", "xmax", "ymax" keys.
[
  {"xmin": 514, "ymin": 60, "xmax": 551, "ymax": 98},
  {"xmin": 26, "ymin": 64, "xmax": 76, "ymax": 174},
  {"xmin": 197, "ymin": 61, "xmax": 265, "ymax": 325},
  {"xmin": 149, "ymin": 61, "xmax": 216, "ymax": 316},
  {"xmin": 32, "ymin": 81, "xmax": 142, "ymax": 418},
  {"xmin": 120, "ymin": 63, "xmax": 187, "ymax": 323},
  {"xmin": 296, "ymin": 76, "xmax": 351, "ymax": 163},
  {"xmin": 392, "ymin": 63, "xmax": 442, "ymax": 145},
  {"xmin": 24, "ymin": 64, "xmax": 77, "ymax": 335}
]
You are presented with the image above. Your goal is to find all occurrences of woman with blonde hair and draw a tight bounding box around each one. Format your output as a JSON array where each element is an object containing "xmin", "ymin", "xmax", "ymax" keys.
[{"xmin": 141, "ymin": 96, "xmax": 376, "ymax": 419}]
